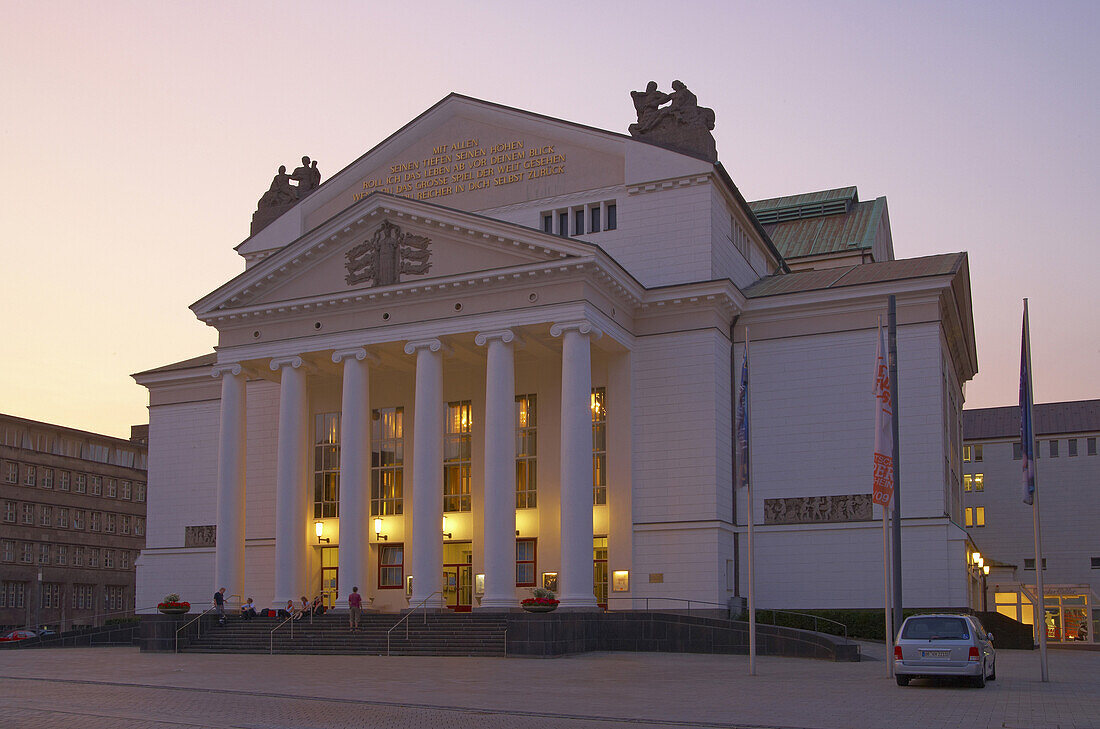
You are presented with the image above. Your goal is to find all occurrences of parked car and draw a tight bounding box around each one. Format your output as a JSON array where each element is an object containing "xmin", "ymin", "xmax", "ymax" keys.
[
  {"xmin": 0, "ymin": 629, "xmax": 38, "ymax": 642},
  {"xmin": 36, "ymin": 628, "xmax": 57, "ymax": 638},
  {"xmin": 894, "ymin": 614, "xmax": 996, "ymax": 688}
]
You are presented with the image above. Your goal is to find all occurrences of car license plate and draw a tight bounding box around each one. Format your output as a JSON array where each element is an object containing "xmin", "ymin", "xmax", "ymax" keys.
[{"xmin": 921, "ymin": 650, "xmax": 951, "ymax": 658}]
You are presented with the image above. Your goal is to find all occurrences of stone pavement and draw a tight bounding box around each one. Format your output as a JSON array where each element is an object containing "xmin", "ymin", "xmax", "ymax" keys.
[{"xmin": 0, "ymin": 644, "xmax": 1097, "ymax": 729}]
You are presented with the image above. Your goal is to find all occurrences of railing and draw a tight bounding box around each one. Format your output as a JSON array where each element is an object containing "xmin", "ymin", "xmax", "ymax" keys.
[
  {"xmin": 174, "ymin": 606, "xmax": 217, "ymax": 654},
  {"xmin": 605, "ymin": 597, "xmax": 848, "ymax": 639},
  {"xmin": 269, "ymin": 614, "xmax": 295, "ymax": 654},
  {"xmin": 386, "ymin": 591, "xmax": 443, "ymax": 656}
]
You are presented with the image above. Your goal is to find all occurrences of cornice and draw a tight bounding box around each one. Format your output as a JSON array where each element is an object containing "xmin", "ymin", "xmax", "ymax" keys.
[{"xmin": 626, "ymin": 173, "xmax": 712, "ymax": 196}]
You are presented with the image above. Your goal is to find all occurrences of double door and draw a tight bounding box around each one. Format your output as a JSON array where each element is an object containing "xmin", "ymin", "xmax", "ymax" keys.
[{"xmin": 442, "ymin": 541, "xmax": 472, "ymax": 612}]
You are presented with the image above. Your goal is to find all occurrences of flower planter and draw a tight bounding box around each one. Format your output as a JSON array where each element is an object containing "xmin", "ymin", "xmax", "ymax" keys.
[
  {"xmin": 521, "ymin": 603, "xmax": 558, "ymax": 613},
  {"xmin": 157, "ymin": 604, "xmax": 191, "ymax": 615}
]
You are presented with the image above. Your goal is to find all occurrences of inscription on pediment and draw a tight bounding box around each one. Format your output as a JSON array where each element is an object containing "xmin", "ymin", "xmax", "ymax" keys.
[{"xmin": 345, "ymin": 220, "xmax": 432, "ymax": 287}]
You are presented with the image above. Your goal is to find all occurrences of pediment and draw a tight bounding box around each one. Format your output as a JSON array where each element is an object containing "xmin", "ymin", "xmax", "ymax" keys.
[
  {"xmin": 239, "ymin": 94, "xmax": 711, "ymax": 258},
  {"xmin": 194, "ymin": 196, "xmax": 595, "ymax": 316}
]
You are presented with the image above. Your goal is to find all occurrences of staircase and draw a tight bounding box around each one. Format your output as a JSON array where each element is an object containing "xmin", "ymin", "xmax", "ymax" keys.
[{"xmin": 181, "ymin": 611, "xmax": 508, "ymax": 656}]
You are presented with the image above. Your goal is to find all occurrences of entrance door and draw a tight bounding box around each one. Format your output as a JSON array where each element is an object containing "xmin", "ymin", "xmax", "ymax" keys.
[
  {"xmin": 442, "ymin": 541, "xmax": 472, "ymax": 612},
  {"xmin": 320, "ymin": 546, "xmax": 338, "ymax": 608}
]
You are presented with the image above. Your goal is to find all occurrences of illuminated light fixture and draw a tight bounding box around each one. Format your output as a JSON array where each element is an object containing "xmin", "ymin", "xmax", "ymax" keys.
[
  {"xmin": 442, "ymin": 516, "xmax": 452, "ymax": 540},
  {"xmin": 374, "ymin": 518, "xmax": 387, "ymax": 541},
  {"xmin": 977, "ymin": 557, "xmax": 984, "ymax": 568},
  {"xmin": 474, "ymin": 573, "xmax": 485, "ymax": 595},
  {"xmin": 972, "ymin": 551, "xmax": 981, "ymax": 564},
  {"xmin": 315, "ymin": 521, "xmax": 329, "ymax": 544},
  {"xmin": 612, "ymin": 570, "xmax": 630, "ymax": 592},
  {"xmin": 983, "ymin": 565, "xmax": 990, "ymax": 575}
]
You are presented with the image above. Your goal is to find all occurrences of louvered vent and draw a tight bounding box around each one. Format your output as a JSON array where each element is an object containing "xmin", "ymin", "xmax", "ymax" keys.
[{"xmin": 754, "ymin": 199, "xmax": 850, "ymax": 225}]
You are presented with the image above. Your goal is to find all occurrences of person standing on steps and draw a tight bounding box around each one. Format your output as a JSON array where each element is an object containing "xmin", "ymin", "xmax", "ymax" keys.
[
  {"xmin": 348, "ymin": 586, "xmax": 362, "ymax": 632},
  {"xmin": 213, "ymin": 587, "xmax": 226, "ymax": 625}
]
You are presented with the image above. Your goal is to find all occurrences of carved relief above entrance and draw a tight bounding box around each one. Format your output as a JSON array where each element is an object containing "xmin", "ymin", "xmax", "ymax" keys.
[
  {"xmin": 185, "ymin": 525, "xmax": 217, "ymax": 547},
  {"xmin": 763, "ymin": 494, "xmax": 873, "ymax": 525},
  {"xmin": 345, "ymin": 220, "xmax": 432, "ymax": 287}
]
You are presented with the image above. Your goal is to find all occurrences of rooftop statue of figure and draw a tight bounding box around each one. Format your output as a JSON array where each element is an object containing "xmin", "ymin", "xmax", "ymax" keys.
[
  {"xmin": 628, "ymin": 80, "xmax": 717, "ymax": 162},
  {"xmin": 252, "ymin": 156, "xmax": 322, "ymax": 234}
]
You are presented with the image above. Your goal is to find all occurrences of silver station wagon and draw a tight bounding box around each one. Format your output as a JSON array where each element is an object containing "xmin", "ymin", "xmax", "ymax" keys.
[{"xmin": 893, "ymin": 614, "xmax": 996, "ymax": 688}]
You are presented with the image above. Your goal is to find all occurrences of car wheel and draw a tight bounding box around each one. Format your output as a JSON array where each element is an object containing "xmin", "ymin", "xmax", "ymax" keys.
[
  {"xmin": 972, "ymin": 666, "xmax": 986, "ymax": 688},
  {"xmin": 988, "ymin": 659, "xmax": 996, "ymax": 681},
  {"xmin": 895, "ymin": 675, "xmax": 910, "ymax": 686}
]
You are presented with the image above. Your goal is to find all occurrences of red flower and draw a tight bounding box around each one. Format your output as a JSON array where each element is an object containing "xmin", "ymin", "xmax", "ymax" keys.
[{"xmin": 157, "ymin": 601, "xmax": 191, "ymax": 609}]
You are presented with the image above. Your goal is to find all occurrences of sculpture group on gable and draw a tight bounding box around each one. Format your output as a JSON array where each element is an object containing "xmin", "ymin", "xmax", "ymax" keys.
[
  {"xmin": 345, "ymin": 219, "xmax": 432, "ymax": 287},
  {"xmin": 629, "ymin": 80, "xmax": 717, "ymax": 162},
  {"xmin": 251, "ymin": 156, "xmax": 322, "ymax": 234}
]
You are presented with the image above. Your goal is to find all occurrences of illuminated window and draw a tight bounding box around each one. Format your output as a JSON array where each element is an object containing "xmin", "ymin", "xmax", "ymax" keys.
[
  {"xmin": 592, "ymin": 387, "xmax": 607, "ymax": 505},
  {"xmin": 371, "ymin": 408, "xmax": 404, "ymax": 516},
  {"xmin": 963, "ymin": 445, "xmax": 971, "ymax": 462},
  {"xmin": 975, "ymin": 506, "xmax": 985, "ymax": 527},
  {"xmin": 965, "ymin": 507, "xmax": 973, "ymax": 527},
  {"xmin": 444, "ymin": 401, "xmax": 472, "ymax": 512},
  {"xmin": 515, "ymin": 395, "xmax": 537, "ymax": 509},
  {"xmin": 516, "ymin": 538, "xmax": 536, "ymax": 586},
  {"xmin": 313, "ymin": 412, "xmax": 340, "ymax": 519},
  {"xmin": 963, "ymin": 474, "xmax": 972, "ymax": 492},
  {"xmin": 593, "ymin": 536, "xmax": 608, "ymax": 608},
  {"xmin": 973, "ymin": 473, "xmax": 983, "ymax": 492},
  {"xmin": 378, "ymin": 544, "xmax": 403, "ymax": 588}
]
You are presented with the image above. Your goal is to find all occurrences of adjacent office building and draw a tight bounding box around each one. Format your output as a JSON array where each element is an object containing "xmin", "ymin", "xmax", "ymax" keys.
[
  {"xmin": 963, "ymin": 400, "xmax": 1099, "ymax": 643},
  {"xmin": 0, "ymin": 414, "xmax": 148, "ymax": 631},
  {"xmin": 133, "ymin": 92, "xmax": 978, "ymax": 615}
]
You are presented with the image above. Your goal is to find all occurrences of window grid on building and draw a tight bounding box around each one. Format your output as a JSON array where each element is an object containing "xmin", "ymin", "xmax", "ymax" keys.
[
  {"xmin": 594, "ymin": 536, "xmax": 609, "ymax": 608},
  {"xmin": 75, "ymin": 473, "xmax": 86, "ymax": 493},
  {"xmin": 3, "ymin": 580, "xmax": 26, "ymax": 608},
  {"xmin": 1089, "ymin": 438, "xmax": 1097, "ymax": 456},
  {"xmin": 41, "ymin": 468, "xmax": 53, "ymax": 488},
  {"xmin": 965, "ymin": 506, "xmax": 985, "ymax": 528},
  {"xmin": 378, "ymin": 544, "xmax": 403, "ymax": 588},
  {"xmin": 106, "ymin": 478, "xmax": 117, "ymax": 498},
  {"xmin": 1049, "ymin": 440, "xmax": 1059, "ymax": 458},
  {"xmin": 73, "ymin": 510, "xmax": 84, "ymax": 530},
  {"xmin": 40, "ymin": 582, "xmax": 61, "ymax": 608},
  {"xmin": 371, "ymin": 407, "xmax": 404, "ymax": 516},
  {"xmin": 39, "ymin": 505, "xmax": 51, "ymax": 526},
  {"xmin": 515, "ymin": 394, "xmax": 537, "ymax": 509},
  {"xmin": 120, "ymin": 480, "xmax": 131, "ymax": 500},
  {"xmin": 313, "ymin": 412, "xmax": 340, "ymax": 519},
  {"xmin": 21, "ymin": 503, "xmax": 33, "ymax": 524},
  {"xmin": 592, "ymin": 388, "xmax": 607, "ymax": 505},
  {"xmin": 4, "ymin": 462, "xmax": 17, "ymax": 483},
  {"xmin": 39, "ymin": 543, "xmax": 50, "ymax": 564},
  {"xmin": 90, "ymin": 475, "xmax": 101, "ymax": 495},
  {"xmin": 516, "ymin": 538, "xmax": 536, "ymax": 586},
  {"xmin": 4, "ymin": 501, "xmax": 14, "ymax": 523},
  {"xmin": 1024, "ymin": 558, "xmax": 1047, "ymax": 570},
  {"xmin": 106, "ymin": 585, "xmax": 124, "ymax": 611},
  {"xmin": 57, "ymin": 545, "xmax": 67, "ymax": 565},
  {"xmin": 73, "ymin": 584, "xmax": 94, "ymax": 610},
  {"xmin": 1068, "ymin": 438, "xmax": 1078, "ymax": 457},
  {"xmin": 443, "ymin": 401, "xmax": 472, "ymax": 512},
  {"xmin": 105, "ymin": 513, "xmax": 115, "ymax": 534},
  {"xmin": 2, "ymin": 540, "xmax": 12, "ymax": 562},
  {"xmin": 58, "ymin": 508, "xmax": 68, "ymax": 528},
  {"xmin": 58, "ymin": 471, "xmax": 70, "ymax": 491},
  {"xmin": 24, "ymin": 465, "xmax": 36, "ymax": 487}
]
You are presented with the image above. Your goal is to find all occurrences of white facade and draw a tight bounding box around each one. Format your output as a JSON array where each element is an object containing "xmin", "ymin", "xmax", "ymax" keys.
[{"xmin": 134, "ymin": 94, "xmax": 978, "ymax": 614}]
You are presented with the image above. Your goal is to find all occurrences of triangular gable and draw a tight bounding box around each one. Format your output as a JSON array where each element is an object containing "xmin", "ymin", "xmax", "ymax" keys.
[
  {"xmin": 194, "ymin": 193, "xmax": 598, "ymax": 316},
  {"xmin": 239, "ymin": 93, "xmax": 713, "ymax": 257}
]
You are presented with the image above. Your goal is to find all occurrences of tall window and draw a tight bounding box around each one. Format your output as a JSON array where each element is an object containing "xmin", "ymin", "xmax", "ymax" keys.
[
  {"xmin": 73, "ymin": 584, "xmax": 94, "ymax": 609},
  {"xmin": 120, "ymin": 480, "xmax": 131, "ymax": 500},
  {"xmin": 135, "ymin": 483, "xmax": 146, "ymax": 502},
  {"xmin": 593, "ymin": 536, "xmax": 608, "ymax": 608},
  {"xmin": 4, "ymin": 501, "xmax": 14, "ymax": 523},
  {"xmin": 74, "ymin": 473, "xmax": 86, "ymax": 493},
  {"xmin": 1, "ymin": 540, "xmax": 11, "ymax": 562},
  {"xmin": 965, "ymin": 507, "xmax": 986, "ymax": 528},
  {"xmin": 58, "ymin": 471, "xmax": 70, "ymax": 491},
  {"xmin": 20, "ymin": 543, "xmax": 32, "ymax": 563},
  {"xmin": 23, "ymin": 465, "xmax": 36, "ymax": 487},
  {"xmin": 444, "ymin": 401, "xmax": 472, "ymax": 512},
  {"xmin": 592, "ymin": 387, "xmax": 607, "ymax": 505},
  {"xmin": 41, "ymin": 468, "xmax": 53, "ymax": 489},
  {"xmin": 378, "ymin": 544, "xmax": 404, "ymax": 588},
  {"xmin": 73, "ymin": 547, "xmax": 84, "ymax": 566},
  {"xmin": 516, "ymin": 539, "xmax": 536, "ymax": 586},
  {"xmin": 39, "ymin": 543, "xmax": 50, "ymax": 564},
  {"xmin": 1049, "ymin": 440, "xmax": 1059, "ymax": 457},
  {"xmin": 58, "ymin": 508, "xmax": 68, "ymax": 528},
  {"xmin": 88, "ymin": 548, "xmax": 99, "ymax": 568},
  {"xmin": 1089, "ymin": 438, "xmax": 1097, "ymax": 456},
  {"xmin": 40, "ymin": 582, "xmax": 61, "ymax": 609},
  {"xmin": 4, "ymin": 462, "xmax": 16, "ymax": 483},
  {"xmin": 3, "ymin": 581, "xmax": 26, "ymax": 608},
  {"xmin": 90, "ymin": 512, "xmax": 101, "ymax": 532},
  {"xmin": 73, "ymin": 510, "xmax": 85, "ymax": 530},
  {"xmin": 963, "ymin": 474, "xmax": 984, "ymax": 492},
  {"xmin": 106, "ymin": 478, "xmax": 117, "ymax": 498},
  {"xmin": 21, "ymin": 503, "xmax": 33, "ymax": 524},
  {"xmin": 607, "ymin": 203, "xmax": 617, "ymax": 230},
  {"xmin": 516, "ymin": 395, "xmax": 537, "ymax": 509},
  {"xmin": 39, "ymin": 505, "xmax": 51, "ymax": 527},
  {"xmin": 105, "ymin": 513, "xmax": 116, "ymax": 534},
  {"xmin": 1069, "ymin": 439, "xmax": 1078, "ymax": 457},
  {"xmin": 313, "ymin": 413, "xmax": 340, "ymax": 518},
  {"xmin": 106, "ymin": 585, "xmax": 124, "ymax": 611},
  {"xmin": 90, "ymin": 475, "xmax": 102, "ymax": 495},
  {"xmin": 371, "ymin": 408, "xmax": 404, "ymax": 516},
  {"xmin": 57, "ymin": 546, "xmax": 67, "ymax": 566}
]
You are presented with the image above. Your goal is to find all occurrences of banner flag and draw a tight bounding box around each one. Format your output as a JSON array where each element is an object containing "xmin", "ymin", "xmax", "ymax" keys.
[
  {"xmin": 1020, "ymin": 301, "xmax": 1037, "ymax": 505},
  {"xmin": 872, "ymin": 322, "xmax": 894, "ymax": 508},
  {"xmin": 736, "ymin": 342, "xmax": 750, "ymax": 489}
]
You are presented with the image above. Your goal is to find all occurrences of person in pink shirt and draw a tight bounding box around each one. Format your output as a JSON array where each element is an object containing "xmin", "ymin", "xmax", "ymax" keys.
[{"xmin": 348, "ymin": 586, "xmax": 363, "ymax": 632}]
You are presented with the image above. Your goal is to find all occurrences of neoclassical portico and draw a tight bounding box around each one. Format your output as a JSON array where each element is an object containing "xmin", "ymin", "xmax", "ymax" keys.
[{"xmin": 210, "ymin": 317, "xmax": 612, "ymax": 612}]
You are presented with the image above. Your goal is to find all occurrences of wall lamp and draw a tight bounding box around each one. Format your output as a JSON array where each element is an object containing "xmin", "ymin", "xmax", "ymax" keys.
[
  {"xmin": 315, "ymin": 521, "xmax": 329, "ymax": 544},
  {"xmin": 374, "ymin": 518, "xmax": 388, "ymax": 541}
]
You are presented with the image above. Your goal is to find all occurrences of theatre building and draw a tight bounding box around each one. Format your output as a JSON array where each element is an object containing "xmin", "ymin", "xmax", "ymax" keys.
[{"xmin": 134, "ymin": 90, "xmax": 978, "ymax": 615}]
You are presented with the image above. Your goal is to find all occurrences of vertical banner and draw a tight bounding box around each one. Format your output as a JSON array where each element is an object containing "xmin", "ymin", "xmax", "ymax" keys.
[
  {"xmin": 872, "ymin": 322, "xmax": 894, "ymax": 508},
  {"xmin": 1020, "ymin": 302, "xmax": 1036, "ymax": 506},
  {"xmin": 737, "ymin": 329, "xmax": 755, "ymax": 676}
]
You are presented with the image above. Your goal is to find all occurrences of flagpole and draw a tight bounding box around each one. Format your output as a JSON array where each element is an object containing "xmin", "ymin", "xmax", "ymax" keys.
[
  {"xmin": 1022, "ymin": 299, "xmax": 1049, "ymax": 681},
  {"xmin": 745, "ymin": 327, "xmax": 756, "ymax": 676},
  {"xmin": 888, "ymin": 296, "xmax": 903, "ymax": 635}
]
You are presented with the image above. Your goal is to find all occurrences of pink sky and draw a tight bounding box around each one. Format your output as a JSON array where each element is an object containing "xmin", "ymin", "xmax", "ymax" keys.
[{"xmin": 2, "ymin": 0, "xmax": 1097, "ymax": 438}]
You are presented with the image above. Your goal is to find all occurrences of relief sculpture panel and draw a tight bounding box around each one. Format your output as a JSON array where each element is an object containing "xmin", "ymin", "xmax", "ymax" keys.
[
  {"xmin": 185, "ymin": 525, "xmax": 217, "ymax": 547},
  {"xmin": 762, "ymin": 494, "xmax": 873, "ymax": 525}
]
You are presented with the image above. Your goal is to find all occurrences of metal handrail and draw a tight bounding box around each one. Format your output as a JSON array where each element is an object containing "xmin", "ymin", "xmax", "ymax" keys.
[
  {"xmin": 604, "ymin": 596, "xmax": 848, "ymax": 639},
  {"xmin": 174, "ymin": 606, "xmax": 216, "ymax": 654},
  {"xmin": 269, "ymin": 614, "xmax": 295, "ymax": 654},
  {"xmin": 386, "ymin": 591, "xmax": 443, "ymax": 656},
  {"xmin": 11, "ymin": 604, "xmax": 155, "ymax": 635}
]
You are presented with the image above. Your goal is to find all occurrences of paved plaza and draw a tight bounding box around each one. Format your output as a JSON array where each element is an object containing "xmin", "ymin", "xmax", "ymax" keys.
[{"xmin": 0, "ymin": 644, "xmax": 1097, "ymax": 729}]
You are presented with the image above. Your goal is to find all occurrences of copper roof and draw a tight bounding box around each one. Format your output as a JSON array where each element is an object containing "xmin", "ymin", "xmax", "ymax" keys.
[
  {"xmin": 742, "ymin": 252, "xmax": 966, "ymax": 298},
  {"xmin": 964, "ymin": 400, "xmax": 1100, "ymax": 440}
]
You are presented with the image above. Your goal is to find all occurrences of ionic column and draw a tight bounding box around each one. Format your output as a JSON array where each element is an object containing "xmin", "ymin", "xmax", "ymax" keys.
[
  {"xmin": 212, "ymin": 363, "xmax": 248, "ymax": 600},
  {"xmin": 271, "ymin": 356, "xmax": 311, "ymax": 608},
  {"xmin": 333, "ymin": 348, "xmax": 377, "ymax": 604},
  {"xmin": 551, "ymin": 320, "xmax": 602, "ymax": 610},
  {"xmin": 404, "ymin": 339, "xmax": 445, "ymax": 608},
  {"xmin": 475, "ymin": 329, "xmax": 518, "ymax": 610}
]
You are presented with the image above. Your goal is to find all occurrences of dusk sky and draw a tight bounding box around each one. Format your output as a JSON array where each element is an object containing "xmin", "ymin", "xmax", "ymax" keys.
[{"xmin": 2, "ymin": 1, "xmax": 1097, "ymax": 438}]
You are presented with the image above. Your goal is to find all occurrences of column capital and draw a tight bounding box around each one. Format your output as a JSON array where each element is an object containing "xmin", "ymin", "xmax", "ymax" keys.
[
  {"xmin": 474, "ymin": 329, "xmax": 521, "ymax": 347},
  {"xmin": 403, "ymin": 338, "xmax": 450, "ymax": 356},
  {"xmin": 550, "ymin": 320, "xmax": 603, "ymax": 340},
  {"xmin": 331, "ymin": 347, "xmax": 380, "ymax": 365},
  {"xmin": 269, "ymin": 355, "xmax": 318, "ymax": 373},
  {"xmin": 211, "ymin": 363, "xmax": 256, "ymax": 379}
]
